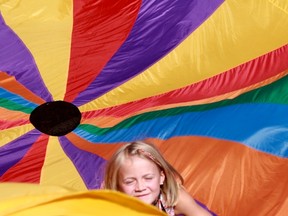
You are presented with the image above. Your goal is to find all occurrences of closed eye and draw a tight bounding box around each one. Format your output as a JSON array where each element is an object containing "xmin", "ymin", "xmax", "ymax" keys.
[
  {"xmin": 123, "ymin": 179, "xmax": 135, "ymax": 185},
  {"xmin": 144, "ymin": 176, "xmax": 154, "ymax": 180}
]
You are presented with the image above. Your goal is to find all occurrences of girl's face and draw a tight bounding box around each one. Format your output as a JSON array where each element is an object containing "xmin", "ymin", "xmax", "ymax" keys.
[{"xmin": 118, "ymin": 155, "xmax": 165, "ymax": 204}]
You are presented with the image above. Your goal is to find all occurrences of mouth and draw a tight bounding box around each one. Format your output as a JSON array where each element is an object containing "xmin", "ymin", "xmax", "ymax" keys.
[{"xmin": 135, "ymin": 194, "xmax": 149, "ymax": 198}]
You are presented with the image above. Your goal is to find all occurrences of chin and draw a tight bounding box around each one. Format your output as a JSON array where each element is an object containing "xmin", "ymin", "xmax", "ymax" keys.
[{"xmin": 137, "ymin": 196, "xmax": 154, "ymax": 205}]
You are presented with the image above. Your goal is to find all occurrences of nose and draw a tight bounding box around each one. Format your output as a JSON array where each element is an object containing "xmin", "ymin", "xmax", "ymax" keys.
[{"xmin": 135, "ymin": 180, "xmax": 146, "ymax": 191}]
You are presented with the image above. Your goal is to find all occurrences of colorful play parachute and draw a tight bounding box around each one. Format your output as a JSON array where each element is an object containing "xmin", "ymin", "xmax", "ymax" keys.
[
  {"xmin": 0, "ymin": 183, "xmax": 166, "ymax": 216},
  {"xmin": 0, "ymin": 0, "xmax": 288, "ymax": 215}
]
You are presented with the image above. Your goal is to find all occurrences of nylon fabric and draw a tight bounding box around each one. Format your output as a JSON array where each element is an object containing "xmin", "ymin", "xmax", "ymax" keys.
[
  {"xmin": 0, "ymin": 0, "xmax": 288, "ymax": 215},
  {"xmin": 82, "ymin": 0, "xmax": 288, "ymax": 109},
  {"xmin": 0, "ymin": 183, "xmax": 165, "ymax": 216}
]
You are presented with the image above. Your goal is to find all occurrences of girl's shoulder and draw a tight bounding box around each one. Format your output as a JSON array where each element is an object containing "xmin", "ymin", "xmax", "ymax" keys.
[{"xmin": 174, "ymin": 188, "xmax": 212, "ymax": 216}]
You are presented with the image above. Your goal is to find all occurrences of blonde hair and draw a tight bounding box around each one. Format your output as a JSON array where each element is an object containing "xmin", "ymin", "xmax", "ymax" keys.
[{"xmin": 103, "ymin": 140, "xmax": 184, "ymax": 206}]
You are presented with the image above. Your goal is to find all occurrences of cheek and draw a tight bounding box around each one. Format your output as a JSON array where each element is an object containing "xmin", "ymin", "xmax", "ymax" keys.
[
  {"xmin": 118, "ymin": 184, "xmax": 134, "ymax": 195},
  {"xmin": 147, "ymin": 180, "xmax": 161, "ymax": 191}
]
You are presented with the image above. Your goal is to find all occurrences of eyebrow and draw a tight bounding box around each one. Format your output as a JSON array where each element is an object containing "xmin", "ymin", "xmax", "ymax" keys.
[
  {"xmin": 143, "ymin": 174, "xmax": 154, "ymax": 177},
  {"xmin": 123, "ymin": 173, "xmax": 155, "ymax": 180}
]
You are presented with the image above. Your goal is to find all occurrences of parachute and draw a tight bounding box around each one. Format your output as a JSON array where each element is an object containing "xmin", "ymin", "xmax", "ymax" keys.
[
  {"xmin": 0, "ymin": 1, "xmax": 288, "ymax": 215},
  {"xmin": 0, "ymin": 183, "xmax": 166, "ymax": 216}
]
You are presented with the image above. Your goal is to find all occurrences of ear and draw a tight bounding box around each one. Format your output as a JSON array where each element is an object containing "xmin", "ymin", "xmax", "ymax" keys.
[{"xmin": 160, "ymin": 170, "xmax": 165, "ymax": 185}]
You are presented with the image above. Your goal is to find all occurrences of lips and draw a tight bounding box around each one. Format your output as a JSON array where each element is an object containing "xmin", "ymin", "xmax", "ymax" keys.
[{"xmin": 135, "ymin": 193, "xmax": 149, "ymax": 198}]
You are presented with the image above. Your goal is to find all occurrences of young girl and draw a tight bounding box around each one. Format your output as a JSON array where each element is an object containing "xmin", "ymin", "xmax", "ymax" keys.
[{"xmin": 103, "ymin": 141, "xmax": 212, "ymax": 216}]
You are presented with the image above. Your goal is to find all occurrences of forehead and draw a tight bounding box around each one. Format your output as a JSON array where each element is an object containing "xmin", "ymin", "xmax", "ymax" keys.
[{"xmin": 119, "ymin": 155, "xmax": 160, "ymax": 176}]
